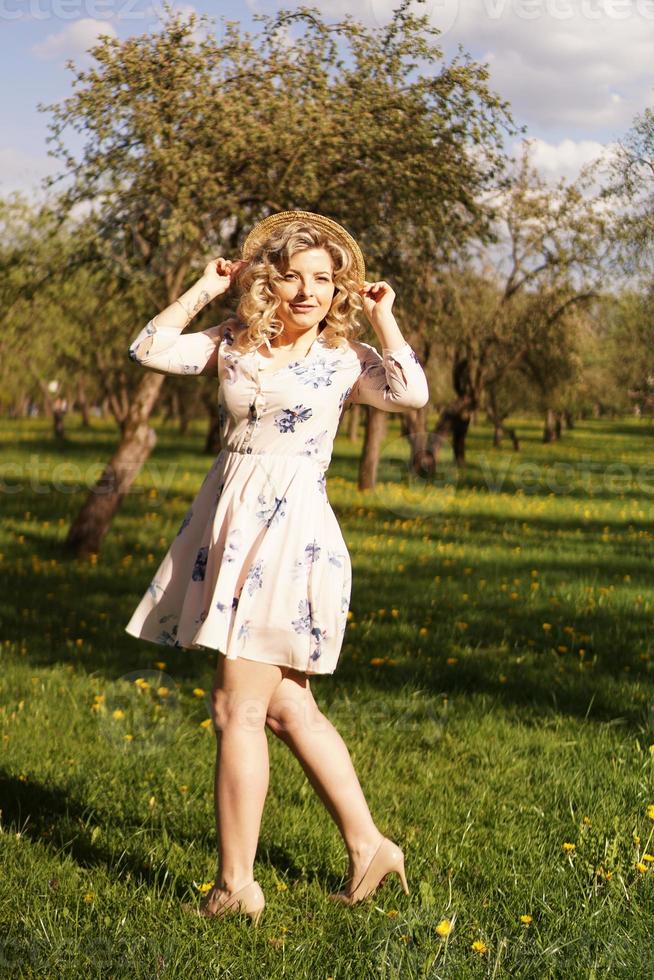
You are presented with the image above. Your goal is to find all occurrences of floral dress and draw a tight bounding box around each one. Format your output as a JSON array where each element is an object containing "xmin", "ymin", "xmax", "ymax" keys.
[{"xmin": 124, "ymin": 315, "xmax": 429, "ymax": 675}]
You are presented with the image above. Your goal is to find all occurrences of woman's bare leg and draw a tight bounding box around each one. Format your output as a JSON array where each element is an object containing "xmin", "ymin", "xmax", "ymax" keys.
[
  {"xmin": 207, "ymin": 653, "xmax": 284, "ymax": 905},
  {"xmin": 264, "ymin": 675, "xmax": 384, "ymax": 883}
]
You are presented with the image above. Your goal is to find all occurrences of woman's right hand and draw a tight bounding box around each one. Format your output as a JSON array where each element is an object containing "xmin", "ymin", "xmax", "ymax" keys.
[{"xmin": 201, "ymin": 257, "xmax": 248, "ymax": 297}]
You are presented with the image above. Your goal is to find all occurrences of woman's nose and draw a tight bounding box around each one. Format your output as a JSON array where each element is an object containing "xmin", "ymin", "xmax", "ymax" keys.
[{"xmin": 296, "ymin": 281, "xmax": 314, "ymax": 298}]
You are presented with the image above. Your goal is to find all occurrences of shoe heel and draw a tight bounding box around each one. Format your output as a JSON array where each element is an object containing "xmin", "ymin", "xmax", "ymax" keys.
[
  {"xmin": 395, "ymin": 853, "xmax": 410, "ymax": 896},
  {"xmin": 249, "ymin": 905, "xmax": 264, "ymax": 926}
]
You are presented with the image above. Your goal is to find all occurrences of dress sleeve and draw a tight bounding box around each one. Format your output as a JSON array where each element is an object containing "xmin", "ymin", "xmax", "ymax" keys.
[
  {"xmin": 127, "ymin": 317, "xmax": 230, "ymax": 377},
  {"xmin": 345, "ymin": 341, "xmax": 430, "ymax": 412}
]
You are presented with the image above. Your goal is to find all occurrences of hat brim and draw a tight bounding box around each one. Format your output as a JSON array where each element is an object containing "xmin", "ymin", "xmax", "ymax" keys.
[{"xmin": 241, "ymin": 210, "xmax": 365, "ymax": 287}]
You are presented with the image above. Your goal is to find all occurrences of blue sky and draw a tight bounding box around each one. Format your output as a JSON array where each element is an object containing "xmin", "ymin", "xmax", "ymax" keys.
[{"xmin": 2, "ymin": 0, "xmax": 653, "ymax": 199}]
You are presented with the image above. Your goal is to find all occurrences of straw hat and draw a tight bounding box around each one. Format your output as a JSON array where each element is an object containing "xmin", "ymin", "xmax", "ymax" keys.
[{"xmin": 241, "ymin": 210, "xmax": 365, "ymax": 287}]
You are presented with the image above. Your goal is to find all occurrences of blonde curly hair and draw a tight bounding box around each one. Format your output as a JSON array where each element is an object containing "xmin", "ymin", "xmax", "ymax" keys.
[{"xmin": 231, "ymin": 220, "xmax": 364, "ymax": 354}]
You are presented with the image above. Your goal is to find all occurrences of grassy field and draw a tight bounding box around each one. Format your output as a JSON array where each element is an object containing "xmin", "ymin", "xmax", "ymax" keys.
[{"xmin": 1, "ymin": 412, "xmax": 653, "ymax": 978}]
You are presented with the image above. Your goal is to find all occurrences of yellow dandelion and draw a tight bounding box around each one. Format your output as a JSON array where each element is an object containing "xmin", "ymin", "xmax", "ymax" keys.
[
  {"xmin": 419, "ymin": 627, "xmax": 428, "ymax": 636},
  {"xmin": 154, "ymin": 661, "xmax": 167, "ymax": 670},
  {"xmin": 192, "ymin": 688, "xmax": 205, "ymax": 698},
  {"xmin": 386, "ymin": 909, "xmax": 399, "ymax": 918},
  {"xmin": 643, "ymin": 853, "xmax": 654, "ymax": 863},
  {"xmin": 370, "ymin": 657, "xmax": 385, "ymax": 666},
  {"xmin": 636, "ymin": 862, "xmax": 649, "ymax": 873},
  {"xmin": 435, "ymin": 918, "xmax": 452, "ymax": 937},
  {"xmin": 112, "ymin": 709, "xmax": 125, "ymax": 720},
  {"xmin": 646, "ymin": 804, "xmax": 654, "ymax": 820},
  {"xmin": 93, "ymin": 694, "xmax": 105, "ymax": 703},
  {"xmin": 562, "ymin": 842, "xmax": 576, "ymax": 852},
  {"xmin": 200, "ymin": 718, "xmax": 213, "ymax": 729},
  {"xmin": 582, "ymin": 816, "xmax": 592, "ymax": 827},
  {"xmin": 520, "ymin": 914, "xmax": 532, "ymax": 925},
  {"xmin": 157, "ymin": 686, "xmax": 169, "ymax": 697},
  {"xmin": 179, "ymin": 785, "xmax": 189, "ymax": 793},
  {"xmin": 471, "ymin": 940, "xmax": 487, "ymax": 954},
  {"xmin": 542, "ymin": 623, "xmax": 552, "ymax": 631},
  {"xmin": 197, "ymin": 881, "xmax": 214, "ymax": 894},
  {"xmin": 557, "ymin": 646, "xmax": 568, "ymax": 653},
  {"xmin": 124, "ymin": 734, "xmax": 133, "ymax": 742},
  {"xmin": 83, "ymin": 892, "xmax": 95, "ymax": 903}
]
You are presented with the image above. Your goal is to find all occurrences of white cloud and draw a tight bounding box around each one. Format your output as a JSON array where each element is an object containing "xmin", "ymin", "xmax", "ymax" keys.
[
  {"xmin": 513, "ymin": 136, "xmax": 606, "ymax": 183},
  {"xmin": 267, "ymin": 0, "xmax": 654, "ymax": 139},
  {"xmin": 439, "ymin": 0, "xmax": 654, "ymax": 135},
  {"xmin": 31, "ymin": 18, "xmax": 117, "ymax": 65}
]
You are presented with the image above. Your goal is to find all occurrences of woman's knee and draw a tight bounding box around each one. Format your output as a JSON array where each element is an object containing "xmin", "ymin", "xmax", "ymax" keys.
[
  {"xmin": 265, "ymin": 679, "xmax": 325, "ymax": 737},
  {"xmin": 210, "ymin": 687, "xmax": 271, "ymax": 733},
  {"xmin": 210, "ymin": 655, "xmax": 283, "ymax": 733}
]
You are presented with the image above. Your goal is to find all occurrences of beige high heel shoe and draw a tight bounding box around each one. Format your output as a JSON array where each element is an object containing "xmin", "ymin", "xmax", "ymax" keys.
[
  {"xmin": 329, "ymin": 837, "xmax": 410, "ymax": 905},
  {"xmin": 183, "ymin": 880, "xmax": 265, "ymax": 925}
]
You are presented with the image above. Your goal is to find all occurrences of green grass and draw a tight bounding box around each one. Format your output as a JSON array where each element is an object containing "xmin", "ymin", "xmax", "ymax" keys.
[{"xmin": 1, "ymin": 412, "xmax": 654, "ymax": 978}]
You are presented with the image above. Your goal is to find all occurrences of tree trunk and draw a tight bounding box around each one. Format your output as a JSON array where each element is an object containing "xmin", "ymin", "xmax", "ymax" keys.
[
  {"xmin": 64, "ymin": 371, "xmax": 164, "ymax": 558},
  {"xmin": 564, "ymin": 409, "xmax": 574, "ymax": 429},
  {"xmin": 77, "ymin": 380, "xmax": 92, "ymax": 428},
  {"xmin": 489, "ymin": 416, "xmax": 520, "ymax": 451},
  {"xmin": 178, "ymin": 392, "xmax": 190, "ymax": 436},
  {"xmin": 401, "ymin": 405, "xmax": 435, "ymax": 477},
  {"xmin": 434, "ymin": 404, "xmax": 472, "ymax": 466},
  {"xmin": 348, "ymin": 403, "xmax": 361, "ymax": 442},
  {"xmin": 358, "ymin": 406, "xmax": 387, "ymax": 490},
  {"xmin": 162, "ymin": 389, "xmax": 178, "ymax": 424},
  {"xmin": 543, "ymin": 408, "xmax": 557, "ymax": 442}
]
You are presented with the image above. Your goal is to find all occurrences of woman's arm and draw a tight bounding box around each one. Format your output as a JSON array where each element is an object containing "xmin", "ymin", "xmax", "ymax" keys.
[
  {"xmin": 346, "ymin": 340, "xmax": 429, "ymax": 412},
  {"xmin": 345, "ymin": 278, "xmax": 430, "ymax": 411},
  {"xmin": 127, "ymin": 258, "xmax": 245, "ymax": 377}
]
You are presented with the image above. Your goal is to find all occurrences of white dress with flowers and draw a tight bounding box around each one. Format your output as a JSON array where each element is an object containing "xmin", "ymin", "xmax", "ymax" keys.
[{"xmin": 124, "ymin": 316, "xmax": 429, "ymax": 675}]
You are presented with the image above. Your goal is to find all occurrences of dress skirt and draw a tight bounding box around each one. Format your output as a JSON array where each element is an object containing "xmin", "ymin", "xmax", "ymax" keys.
[{"xmin": 124, "ymin": 447, "xmax": 352, "ymax": 675}]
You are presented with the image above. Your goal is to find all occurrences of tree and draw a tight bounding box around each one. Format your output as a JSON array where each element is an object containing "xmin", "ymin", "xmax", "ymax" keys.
[
  {"xmin": 32, "ymin": 1, "xmax": 518, "ymax": 555},
  {"xmin": 424, "ymin": 140, "xmax": 607, "ymax": 466}
]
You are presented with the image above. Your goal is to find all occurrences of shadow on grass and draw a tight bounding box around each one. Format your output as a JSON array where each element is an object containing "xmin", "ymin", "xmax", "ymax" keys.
[
  {"xmin": 0, "ymin": 769, "xmax": 188, "ymax": 898},
  {"xmin": 0, "ymin": 769, "xmax": 343, "ymax": 895}
]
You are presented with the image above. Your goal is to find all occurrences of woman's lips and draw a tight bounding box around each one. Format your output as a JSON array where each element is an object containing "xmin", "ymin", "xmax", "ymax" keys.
[{"xmin": 291, "ymin": 305, "xmax": 316, "ymax": 312}]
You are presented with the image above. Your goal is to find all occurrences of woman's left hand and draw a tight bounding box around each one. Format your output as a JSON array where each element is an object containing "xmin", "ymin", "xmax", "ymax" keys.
[{"xmin": 360, "ymin": 280, "xmax": 396, "ymax": 322}]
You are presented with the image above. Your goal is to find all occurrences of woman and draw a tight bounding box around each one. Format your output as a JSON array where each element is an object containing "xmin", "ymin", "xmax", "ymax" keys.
[{"xmin": 125, "ymin": 211, "xmax": 429, "ymax": 924}]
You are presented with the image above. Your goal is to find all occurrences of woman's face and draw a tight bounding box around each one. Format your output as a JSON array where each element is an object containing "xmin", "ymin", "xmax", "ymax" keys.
[{"xmin": 271, "ymin": 247, "xmax": 336, "ymax": 332}]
